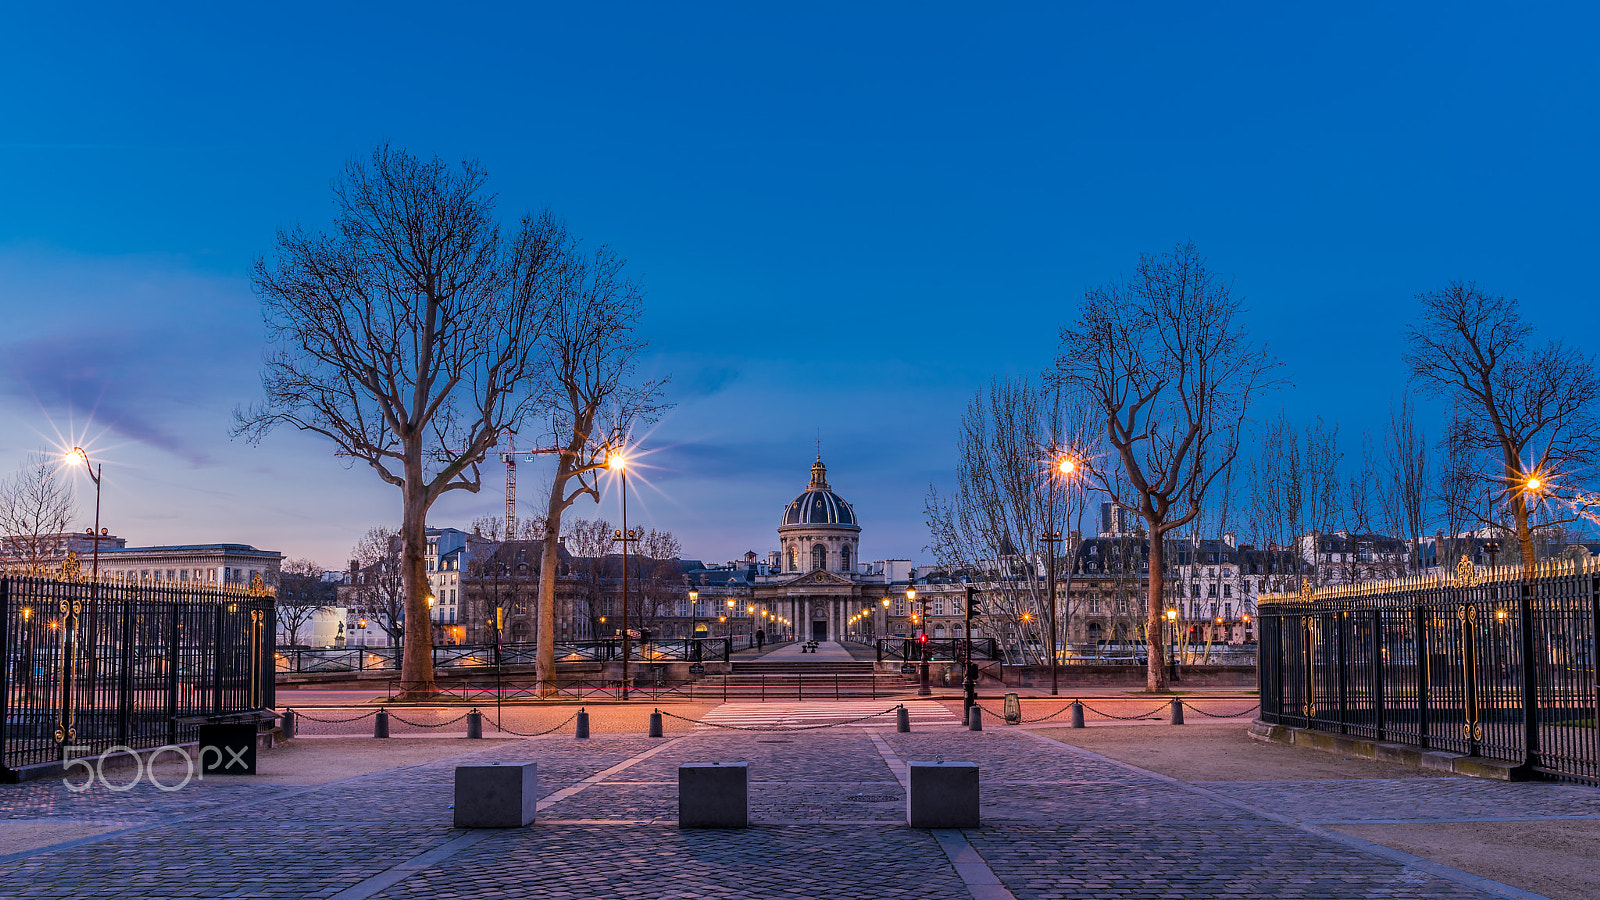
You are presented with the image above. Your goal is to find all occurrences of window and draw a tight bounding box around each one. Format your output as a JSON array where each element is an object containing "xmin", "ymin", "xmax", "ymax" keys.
[
  {"xmin": 934, "ymin": 598, "xmax": 945, "ymax": 616},
  {"xmin": 1224, "ymin": 602, "xmax": 1233, "ymax": 619},
  {"xmin": 674, "ymin": 599, "xmax": 688, "ymax": 617},
  {"xmin": 893, "ymin": 598, "xmax": 906, "ymax": 616},
  {"xmin": 787, "ymin": 548, "xmax": 796, "ymax": 571},
  {"xmin": 1222, "ymin": 584, "xmax": 1231, "ymax": 597},
  {"xmin": 450, "ymin": 589, "xmax": 457, "ymax": 603},
  {"xmin": 812, "ymin": 544, "xmax": 826, "ymax": 571},
  {"xmin": 840, "ymin": 545, "xmax": 851, "ymax": 572},
  {"xmin": 449, "ymin": 608, "xmax": 456, "ymax": 624},
  {"xmin": 1088, "ymin": 598, "xmax": 1101, "ymax": 614},
  {"xmin": 1207, "ymin": 584, "xmax": 1217, "ymax": 597}
]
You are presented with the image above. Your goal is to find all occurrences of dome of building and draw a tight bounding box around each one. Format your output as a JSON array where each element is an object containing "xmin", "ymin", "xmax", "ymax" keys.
[{"xmin": 781, "ymin": 456, "xmax": 857, "ymax": 527}]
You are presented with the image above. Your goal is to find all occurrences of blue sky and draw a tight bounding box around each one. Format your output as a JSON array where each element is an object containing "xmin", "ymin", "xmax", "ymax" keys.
[{"xmin": 2, "ymin": 4, "xmax": 1596, "ymax": 568}]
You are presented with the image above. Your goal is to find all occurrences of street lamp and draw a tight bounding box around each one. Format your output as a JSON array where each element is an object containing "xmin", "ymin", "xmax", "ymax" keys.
[
  {"xmin": 909, "ymin": 587, "xmax": 931, "ymax": 696},
  {"xmin": 63, "ymin": 447, "xmax": 105, "ymax": 583},
  {"xmin": 1040, "ymin": 452, "xmax": 1078, "ymax": 697},
  {"xmin": 688, "ymin": 588, "xmax": 700, "ymax": 658},
  {"xmin": 609, "ymin": 451, "xmax": 642, "ymax": 699}
]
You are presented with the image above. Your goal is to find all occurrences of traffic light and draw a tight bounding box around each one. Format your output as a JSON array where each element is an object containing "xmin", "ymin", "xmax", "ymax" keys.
[{"xmin": 918, "ymin": 632, "xmax": 929, "ymax": 645}]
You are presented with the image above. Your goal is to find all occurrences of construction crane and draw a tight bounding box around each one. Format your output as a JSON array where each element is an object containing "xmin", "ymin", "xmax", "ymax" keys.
[{"xmin": 499, "ymin": 431, "xmax": 559, "ymax": 541}]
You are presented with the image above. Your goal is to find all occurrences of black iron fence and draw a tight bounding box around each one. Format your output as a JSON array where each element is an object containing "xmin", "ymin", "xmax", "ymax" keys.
[
  {"xmin": 2, "ymin": 575, "xmax": 275, "ymax": 776},
  {"xmin": 876, "ymin": 637, "xmax": 1001, "ymax": 662},
  {"xmin": 278, "ymin": 636, "xmax": 740, "ymax": 674},
  {"xmin": 1259, "ymin": 559, "xmax": 1600, "ymax": 783}
]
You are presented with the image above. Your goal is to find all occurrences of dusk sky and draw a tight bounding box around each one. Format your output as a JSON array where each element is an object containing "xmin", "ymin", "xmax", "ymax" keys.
[{"xmin": 2, "ymin": 4, "xmax": 1596, "ymax": 570}]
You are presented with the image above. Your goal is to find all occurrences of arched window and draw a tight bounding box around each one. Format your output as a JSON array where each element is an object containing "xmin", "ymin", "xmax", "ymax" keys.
[
  {"xmin": 840, "ymin": 545, "xmax": 851, "ymax": 572},
  {"xmin": 812, "ymin": 544, "xmax": 826, "ymax": 571},
  {"xmin": 787, "ymin": 547, "xmax": 797, "ymax": 571}
]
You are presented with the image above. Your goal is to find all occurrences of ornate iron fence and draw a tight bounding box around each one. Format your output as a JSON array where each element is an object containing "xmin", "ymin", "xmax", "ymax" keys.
[
  {"xmin": 2, "ymin": 575, "xmax": 275, "ymax": 776},
  {"xmin": 1259, "ymin": 557, "xmax": 1600, "ymax": 783}
]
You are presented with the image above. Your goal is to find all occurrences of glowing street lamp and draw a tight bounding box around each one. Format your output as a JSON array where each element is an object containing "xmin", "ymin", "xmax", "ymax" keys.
[
  {"xmin": 609, "ymin": 451, "xmax": 642, "ymax": 699},
  {"xmin": 1165, "ymin": 608, "xmax": 1179, "ymax": 681},
  {"xmin": 1042, "ymin": 452, "xmax": 1080, "ymax": 696}
]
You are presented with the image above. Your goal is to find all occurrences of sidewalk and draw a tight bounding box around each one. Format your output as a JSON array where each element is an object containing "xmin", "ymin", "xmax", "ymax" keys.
[{"xmin": 3, "ymin": 701, "xmax": 1587, "ymax": 898}]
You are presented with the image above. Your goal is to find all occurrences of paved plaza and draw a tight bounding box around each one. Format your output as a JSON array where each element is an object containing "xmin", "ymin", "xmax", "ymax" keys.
[{"xmin": 2, "ymin": 702, "xmax": 1596, "ymax": 899}]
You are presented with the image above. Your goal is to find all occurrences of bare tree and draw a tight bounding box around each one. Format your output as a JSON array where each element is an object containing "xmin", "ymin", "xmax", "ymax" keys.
[
  {"xmin": 0, "ymin": 453, "xmax": 76, "ymax": 575},
  {"xmin": 349, "ymin": 526, "xmax": 407, "ymax": 647},
  {"xmin": 1380, "ymin": 395, "xmax": 1430, "ymax": 573},
  {"xmin": 1405, "ymin": 281, "xmax": 1600, "ymax": 571},
  {"xmin": 632, "ymin": 528, "xmax": 684, "ymax": 637},
  {"xmin": 562, "ymin": 516, "xmax": 615, "ymax": 638},
  {"xmin": 1057, "ymin": 243, "xmax": 1282, "ymax": 690},
  {"xmin": 925, "ymin": 377, "xmax": 1098, "ymax": 664},
  {"xmin": 236, "ymin": 144, "xmax": 566, "ymax": 694},
  {"xmin": 534, "ymin": 242, "xmax": 668, "ymax": 693},
  {"xmin": 277, "ymin": 558, "xmax": 336, "ymax": 647}
]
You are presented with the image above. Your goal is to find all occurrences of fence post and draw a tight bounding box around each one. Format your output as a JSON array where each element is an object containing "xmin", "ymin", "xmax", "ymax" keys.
[
  {"xmin": 1518, "ymin": 578, "xmax": 1541, "ymax": 773},
  {"xmin": 118, "ymin": 596, "xmax": 135, "ymax": 745},
  {"xmin": 1336, "ymin": 611, "xmax": 1348, "ymax": 735},
  {"xmin": 1416, "ymin": 603, "xmax": 1430, "ymax": 750},
  {"xmin": 167, "ymin": 603, "xmax": 180, "ymax": 745},
  {"xmin": 0, "ymin": 580, "xmax": 9, "ymax": 768},
  {"xmin": 211, "ymin": 602, "xmax": 225, "ymax": 715},
  {"xmin": 1371, "ymin": 608, "xmax": 1385, "ymax": 742}
]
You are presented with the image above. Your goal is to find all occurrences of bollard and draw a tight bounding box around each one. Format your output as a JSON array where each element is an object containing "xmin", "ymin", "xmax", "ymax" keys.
[
  {"xmin": 375, "ymin": 707, "xmax": 390, "ymax": 739},
  {"xmin": 575, "ymin": 708, "xmax": 590, "ymax": 739},
  {"xmin": 1070, "ymin": 700, "xmax": 1085, "ymax": 729},
  {"xmin": 1170, "ymin": 697, "xmax": 1185, "ymax": 725},
  {"xmin": 280, "ymin": 709, "xmax": 296, "ymax": 740},
  {"xmin": 467, "ymin": 708, "xmax": 483, "ymax": 739},
  {"xmin": 649, "ymin": 709, "xmax": 664, "ymax": 738},
  {"xmin": 896, "ymin": 705, "xmax": 911, "ymax": 732},
  {"xmin": 968, "ymin": 705, "xmax": 982, "ymax": 731}
]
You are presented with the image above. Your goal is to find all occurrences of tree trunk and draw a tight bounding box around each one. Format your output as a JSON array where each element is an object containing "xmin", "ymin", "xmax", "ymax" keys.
[
  {"xmin": 399, "ymin": 481, "xmax": 436, "ymax": 695},
  {"xmin": 536, "ymin": 448, "xmax": 580, "ymax": 696},
  {"xmin": 1146, "ymin": 536, "xmax": 1169, "ymax": 691},
  {"xmin": 536, "ymin": 508, "xmax": 562, "ymax": 695}
]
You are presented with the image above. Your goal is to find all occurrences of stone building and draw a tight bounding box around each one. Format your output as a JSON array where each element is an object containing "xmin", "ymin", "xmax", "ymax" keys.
[{"xmin": 752, "ymin": 456, "xmax": 904, "ymax": 642}]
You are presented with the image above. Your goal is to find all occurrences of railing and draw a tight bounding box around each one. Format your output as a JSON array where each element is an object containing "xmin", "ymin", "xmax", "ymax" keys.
[
  {"xmin": 277, "ymin": 637, "xmax": 737, "ymax": 673},
  {"xmin": 2, "ymin": 576, "xmax": 275, "ymax": 775},
  {"xmin": 876, "ymin": 637, "xmax": 1000, "ymax": 662},
  {"xmin": 1259, "ymin": 558, "xmax": 1600, "ymax": 784},
  {"xmin": 387, "ymin": 671, "xmax": 909, "ymax": 703}
]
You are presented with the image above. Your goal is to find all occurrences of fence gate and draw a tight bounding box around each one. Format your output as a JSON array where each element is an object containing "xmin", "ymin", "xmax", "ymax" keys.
[{"xmin": 2, "ymin": 572, "xmax": 275, "ymax": 778}]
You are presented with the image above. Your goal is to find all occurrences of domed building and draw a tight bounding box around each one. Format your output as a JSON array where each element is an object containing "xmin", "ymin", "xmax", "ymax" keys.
[
  {"xmin": 754, "ymin": 454, "xmax": 899, "ymax": 642},
  {"xmin": 778, "ymin": 456, "xmax": 861, "ymax": 575}
]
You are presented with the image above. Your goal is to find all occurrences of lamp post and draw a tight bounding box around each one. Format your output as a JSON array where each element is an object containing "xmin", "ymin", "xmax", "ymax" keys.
[
  {"xmin": 64, "ymin": 447, "xmax": 104, "ymax": 583},
  {"xmin": 609, "ymin": 452, "xmax": 641, "ymax": 700},
  {"xmin": 688, "ymin": 588, "xmax": 700, "ymax": 659},
  {"xmin": 910, "ymin": 587, "xmax": 930, "ymax": 696},
  {"xmin": 1040, "ymin": 454, "xmax": 1076, "ymax": 697}
]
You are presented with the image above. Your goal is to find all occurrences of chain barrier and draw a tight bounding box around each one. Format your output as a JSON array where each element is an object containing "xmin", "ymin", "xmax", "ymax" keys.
[
  {"xmin": 1078, "ymin": 702, "xmax": 1173, "ymax": 721},
  {"xmin": 1180, "ymin": 701, "xmax": 1261, "ymax": 719},
  {"xmin": 285, "ymin": 708, "xmax": 379, "ymax": 725},
  {"xmin": 657, "ymin": 707, "xmax": 897, "ymax": 732},
  {"xmin": 493, "ymin": 712, "xmax": 580, "ymax": 738},
  {"xmin": 383, "ymin": 709, "xmax": 472, "ymax": 729}
]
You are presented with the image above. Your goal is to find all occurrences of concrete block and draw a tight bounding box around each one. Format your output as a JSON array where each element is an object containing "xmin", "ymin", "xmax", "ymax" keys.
[
  {"xmin": 679, "ymin": 762, "xmax": 748, "ymax": 828},
  {"xmin": 454, "ymin": 762, "xmax": 538, "ymax": 828},
  {"xmin": 908, "ymin": 761, "xmax": 979, "ymax": 828}
]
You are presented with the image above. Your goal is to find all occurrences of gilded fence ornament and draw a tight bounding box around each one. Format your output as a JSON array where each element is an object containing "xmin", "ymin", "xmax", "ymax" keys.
[
  {"xmin": 247, "ymin": 572, "xmax": 273, "ymax": 598},
  {"xmin": 56, "ymin": 552, "xmax": 82, "ymax": 583},
  {"xmin": 1453, "ymin": 554, "xmax": 1480, "ymax": 587}
]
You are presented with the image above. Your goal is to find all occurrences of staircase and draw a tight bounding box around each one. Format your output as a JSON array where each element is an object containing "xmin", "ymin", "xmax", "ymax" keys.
[{"xmin": 733, "ymin": 659, "xmax": 874, "ymax": 675}]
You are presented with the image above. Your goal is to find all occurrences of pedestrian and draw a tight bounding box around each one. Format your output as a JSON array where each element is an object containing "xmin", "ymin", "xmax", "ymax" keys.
[{"xmin": 755, "ymin": 628, "xmax": 765, "ymax": 650}]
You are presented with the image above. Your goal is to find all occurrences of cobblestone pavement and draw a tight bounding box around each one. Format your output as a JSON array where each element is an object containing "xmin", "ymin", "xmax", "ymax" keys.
[{"xmin": 1, "ymin": 709, "xmax": 1588, "ymax": 899}]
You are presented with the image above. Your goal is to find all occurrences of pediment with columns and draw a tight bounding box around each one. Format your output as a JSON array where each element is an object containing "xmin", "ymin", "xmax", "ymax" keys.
[{"xmin": 779, "ymin": 569, "xmax": 857, "ymax": 587}]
